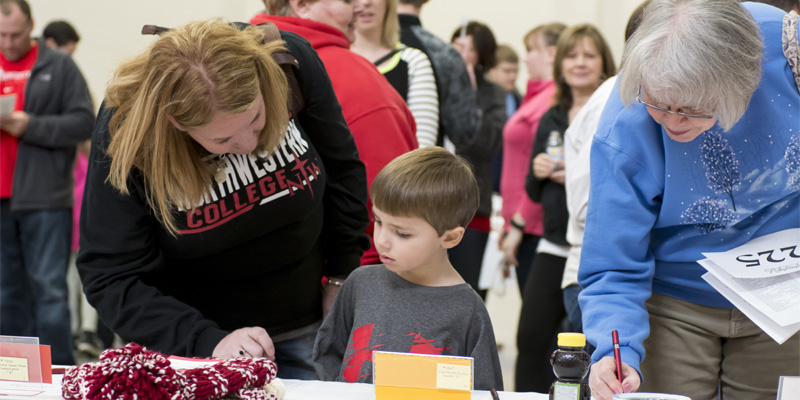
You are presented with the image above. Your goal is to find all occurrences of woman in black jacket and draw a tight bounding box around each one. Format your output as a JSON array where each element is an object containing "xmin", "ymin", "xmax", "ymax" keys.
[
  {"xmin": 448, "ymin": 21, "xmax": 507, "ymax": 299},
  {"xmin": 77, "ymin": 20, "xmax": 369, "ymax": 379},
  {"xmin": 516, "ymin": 24, "xmax": 616, "ymax": 392}
]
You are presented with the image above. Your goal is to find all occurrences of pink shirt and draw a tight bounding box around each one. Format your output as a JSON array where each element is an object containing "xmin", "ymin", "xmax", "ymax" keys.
[{"xmin": 500, "ymin": 80, "xmax": 555, "ymax": 235}]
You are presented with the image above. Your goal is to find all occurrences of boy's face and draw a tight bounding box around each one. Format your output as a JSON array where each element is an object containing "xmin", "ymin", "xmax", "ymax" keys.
[
  {"xmin": 488, "ymin": 61, "xmax": 519, "ymax": 92},
  {"xmin": 372, "ymin": 206, "xmax": 448, "ymax": 282}
]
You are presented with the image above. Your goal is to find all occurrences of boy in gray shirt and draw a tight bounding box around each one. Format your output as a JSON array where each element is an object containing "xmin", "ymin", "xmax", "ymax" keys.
[{"xmin": 313, "ymin": 147, "xmax": 504, "ymax": 390}]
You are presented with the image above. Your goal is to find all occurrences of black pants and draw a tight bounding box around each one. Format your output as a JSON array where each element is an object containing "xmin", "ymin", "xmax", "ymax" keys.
[
  {"xmin": 515, "ymin": 252, "xmax": 567, "ymax": 392},
  {"xmin": 515, "ymin": 233, "xmax": 539, "ymax": 296},
  {"xmin": 449, "ymin": 227, "xmax": 489, "ymax": 299}
]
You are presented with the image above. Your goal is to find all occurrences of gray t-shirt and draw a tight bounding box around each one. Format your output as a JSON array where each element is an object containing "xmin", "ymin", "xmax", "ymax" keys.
[{"xmin": 313, "ymin": 264, "xmax": 504, "ymax": 390}]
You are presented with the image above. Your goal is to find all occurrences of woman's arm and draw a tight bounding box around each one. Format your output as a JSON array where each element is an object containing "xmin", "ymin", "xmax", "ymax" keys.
[
  {"xmin": 403, "ymin": 47, "xmax": 439, "ymax": 148},
  {"xmin": 283, "ymin": 32, "xmax": 371, "ymax": 278},
  {"xmin": 78, "ymin": 105, "xmax": 230, "ymax": 357}
]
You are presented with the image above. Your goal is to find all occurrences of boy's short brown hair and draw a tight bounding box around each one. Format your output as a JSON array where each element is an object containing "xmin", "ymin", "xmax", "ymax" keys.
[
  {"xmin": 370, "ymin": 147, "xmax": 479, "ymax": 236},
  {"xmin": 495, "ymin": 44, "xmax": 519, "ymax": 65}
]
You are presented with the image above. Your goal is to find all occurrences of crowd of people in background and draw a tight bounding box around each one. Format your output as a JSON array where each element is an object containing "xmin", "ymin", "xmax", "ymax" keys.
[{"xmin": 1, "ymin": 0, "xmax": 799, "ymax": 399}]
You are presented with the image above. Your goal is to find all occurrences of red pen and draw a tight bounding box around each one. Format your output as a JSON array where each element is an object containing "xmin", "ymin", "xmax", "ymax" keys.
[{"xmin": 612, "ymin": 330, "xmax": 622, "ymax": 384}]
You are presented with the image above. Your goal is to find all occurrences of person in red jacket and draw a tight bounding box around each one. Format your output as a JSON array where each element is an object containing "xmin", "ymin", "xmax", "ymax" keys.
[{"xmin": 252, "ymin": 0, "xmax": 418, "ymax": 267}]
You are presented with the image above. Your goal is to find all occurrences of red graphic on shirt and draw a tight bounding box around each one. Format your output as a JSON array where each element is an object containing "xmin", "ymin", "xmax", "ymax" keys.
[
  {"xmin": 177, "ymin": 120, "xmax": 322, "ymax": 234},
  {"xmin": 406, "ymin": 332, "xmax": 451, "ymax": 354},
  {"xmin": 289, "ymin": 147, "xmax": 315, "ymax": 198},
  {"xmin": 341, "ymin": 325, "xmax": 451, "ymax": 382},
  {"xmin": 343, "ymin": 324, "xmax": 384, "ymax": 382}
]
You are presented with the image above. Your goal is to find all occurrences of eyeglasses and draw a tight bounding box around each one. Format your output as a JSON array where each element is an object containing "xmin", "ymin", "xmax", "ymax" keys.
[{"xmin": 636, "ymin": 86, "xmax": 714, "ymax": 119}]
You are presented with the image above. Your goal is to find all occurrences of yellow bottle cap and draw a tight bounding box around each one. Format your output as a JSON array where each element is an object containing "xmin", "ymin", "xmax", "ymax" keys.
[{"xmin": 558, "ymin": 332, "xmax": 586, "ymax": 347}]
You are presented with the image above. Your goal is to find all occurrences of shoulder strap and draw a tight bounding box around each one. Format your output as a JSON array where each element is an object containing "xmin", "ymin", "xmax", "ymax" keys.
[
  {"xmin": 141, "ymin": 23, "xmax": 305, "ymax": 116},
  {"xmin": 253, "ymin": 22, "xmax": 305, "ymax": 117},
  {"xmin": 373, "ymin": 47, "xmax": 404, "ymax": 67},
  {"xmin": 784, "ymin": 11, "xmax": 800, "ymax": 92}
]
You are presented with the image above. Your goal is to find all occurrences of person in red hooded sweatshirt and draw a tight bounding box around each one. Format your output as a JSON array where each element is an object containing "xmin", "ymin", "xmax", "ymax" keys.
[{"xmin": 251, "ymin": 0, "xmax": 418, "ymax": 268}]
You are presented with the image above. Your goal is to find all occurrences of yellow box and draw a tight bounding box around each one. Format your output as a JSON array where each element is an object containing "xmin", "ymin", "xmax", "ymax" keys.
[{"xmin": 373, "ymin": 351, "xmax": 473, "ymax": 400}]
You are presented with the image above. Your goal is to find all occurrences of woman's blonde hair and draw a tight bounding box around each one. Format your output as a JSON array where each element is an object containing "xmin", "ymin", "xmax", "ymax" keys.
[
  {"xmin": 379, "ymin": 0, "xmax": 400, "ymax": 49},
  {"xmin": 105, "ymin": 20, "xmax": 289, "ymax": 235}
]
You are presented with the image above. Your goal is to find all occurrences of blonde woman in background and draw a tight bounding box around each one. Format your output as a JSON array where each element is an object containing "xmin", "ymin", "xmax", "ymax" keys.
[
  {"xmin": 352, "ymin": 0, "xmax": 440, "ymax": 148},
  {"xmin": 499, "ymin": 23, "xmax": 566, "ymax": 298}
]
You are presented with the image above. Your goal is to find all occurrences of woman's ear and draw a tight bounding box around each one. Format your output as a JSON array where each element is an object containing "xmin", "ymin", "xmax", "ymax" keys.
[
  {"xmin": 440, "ymin": 226, "xmax": 466, "ymax": 250},
  {"xmin": 545, "ymin": 45, "xmax": 557, "ymax": 63},
  {"xmin": 288, "ymin": 0, "xmax": 310, "ymax": 18},
  {"xmin": 167, "ymin": 115, "xmax": 185, "ymax": 132}
]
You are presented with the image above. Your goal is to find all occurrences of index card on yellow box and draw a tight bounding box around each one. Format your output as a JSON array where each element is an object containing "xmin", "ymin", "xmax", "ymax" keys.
[{"xmin": 373, "ymin": 351, "xmax": 473, "ymax": 400}]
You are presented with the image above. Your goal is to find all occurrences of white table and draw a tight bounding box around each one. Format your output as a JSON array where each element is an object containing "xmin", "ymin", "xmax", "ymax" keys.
[
  {"xmin": 282, "ymin": 379, "xmax": 547, "ymax": 400},
  {"xmin": 8, "ymin": 376, "xmax": 547, "ymax": 400}
]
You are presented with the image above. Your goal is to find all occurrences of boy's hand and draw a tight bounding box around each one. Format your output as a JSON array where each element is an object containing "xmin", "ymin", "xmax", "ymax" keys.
[{"xmin": 213, "ymin": 327, "xmax": 275, "ymax": 360}]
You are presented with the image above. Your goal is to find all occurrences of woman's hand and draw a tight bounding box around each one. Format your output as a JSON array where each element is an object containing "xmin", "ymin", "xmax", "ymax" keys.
[
  {"xmin": 213, "ymin": 327, "xmax": 275, "ymax": 360},
  {"xmin": 589, "ymin": 357, "xmax": 640, "ymax": 400},
  {"xmin": 550, "ymin": 160, "xmax": 566, "ymax": 184},
  {"xmin": 500, "ymin": 227, "xmax": 523, "ymax": 267},
  {"xmin": 533, "ymin": 153, "xmax": 554, "ymax": 179},
  {"xmin": 452, "ymin": 36, "xmax": 478, "ymax": 91},
  {"xmin": 533, "ymin": 153, "xmax": 566, "ymax": 184}
]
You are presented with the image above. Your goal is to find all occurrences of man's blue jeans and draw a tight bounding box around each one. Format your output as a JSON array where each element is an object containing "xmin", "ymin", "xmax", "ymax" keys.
[{"xmin": 1, "ymin": 200, "xmax": 74, "ymax": 365}]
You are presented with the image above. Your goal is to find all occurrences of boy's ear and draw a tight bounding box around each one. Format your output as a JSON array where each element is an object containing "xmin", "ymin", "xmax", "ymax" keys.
[{"xmin": 440, "ymin": 226, "xmax": 465, "ymax": 250}]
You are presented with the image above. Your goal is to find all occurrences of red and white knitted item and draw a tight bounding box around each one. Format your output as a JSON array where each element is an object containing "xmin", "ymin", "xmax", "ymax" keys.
[{"xmin": 61, "ymin": 343, "xmax": 284, "ymax": 400}]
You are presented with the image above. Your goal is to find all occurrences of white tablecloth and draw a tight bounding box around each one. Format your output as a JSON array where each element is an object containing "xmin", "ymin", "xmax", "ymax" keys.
[{"xmin": 6, "ymin": 376, "xmax": 547, "ymax": 400}]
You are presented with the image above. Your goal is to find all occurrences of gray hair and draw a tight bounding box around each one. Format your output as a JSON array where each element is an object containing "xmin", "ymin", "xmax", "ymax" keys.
[{"xmin": 618, "ymin": 0, "xmax": 762, "ymax": 131}]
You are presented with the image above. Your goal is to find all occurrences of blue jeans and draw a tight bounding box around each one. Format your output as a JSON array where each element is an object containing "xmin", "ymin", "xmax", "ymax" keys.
[
  {"xmin": 0, "ymin": 200, "xmax": 74, "ymax": 365},
  {"xmin": 274, "ymin": 326, "xmax": 318, "ymax": 380}
]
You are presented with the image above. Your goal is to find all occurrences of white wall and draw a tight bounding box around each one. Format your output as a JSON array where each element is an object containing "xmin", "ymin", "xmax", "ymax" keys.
[{"xmin": 30, "ymin": 0, "xmax": 642, "ymax": 106}]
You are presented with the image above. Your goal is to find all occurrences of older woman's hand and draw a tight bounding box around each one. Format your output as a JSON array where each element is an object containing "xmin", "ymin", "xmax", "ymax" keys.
[
  {"xmin": 213, "ymin": 327, "xmax": 275, "ymax": 360},
  {"xmin": 589, "ymin": 357, "xmax": 640, "ymax": 400}
]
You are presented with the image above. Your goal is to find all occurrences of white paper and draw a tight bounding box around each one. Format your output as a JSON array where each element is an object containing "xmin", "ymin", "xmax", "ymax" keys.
[
  {"xmin": 478, "ymin": 230, "xmax": 505, "ymax": 290},
  {"xmin": 166, "ymin": 356, "xmax": 220, "ymax": 370},
  {"xmin": 698, "ymin": 259, "xmax": 800, "ymax": 326},
  {"xmin": 777, "ymin": 376, "xmax": 800, "ymax": 400},
  {"xmin": 702, "ymin": 273, "xmax": 800, "ymax": 344},
  {"xmin": 697, "ymin": 229, "xmax": 800, "ymax": 343},
  {"xmin": 0, "ymin": 94, "xmax": 16, "ymax": 117},
  {"xmin": 701, "ymin": 228, "xmax": 800, "ymax": 278}
]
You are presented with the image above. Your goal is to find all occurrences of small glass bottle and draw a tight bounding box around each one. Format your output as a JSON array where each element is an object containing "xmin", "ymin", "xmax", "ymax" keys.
[
  {"xmin": 549, "ymin": 332, "xmax": 591, "ymax": 400},
  {"xmin": 546, "ymin": 130, "xmax": 565, "ymax": 162}
]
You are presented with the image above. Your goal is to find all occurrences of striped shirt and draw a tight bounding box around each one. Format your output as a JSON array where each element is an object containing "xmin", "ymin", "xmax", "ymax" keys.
[{"xmin": 378, "ymin": 45, "xmax": 440, "ymax": 148}]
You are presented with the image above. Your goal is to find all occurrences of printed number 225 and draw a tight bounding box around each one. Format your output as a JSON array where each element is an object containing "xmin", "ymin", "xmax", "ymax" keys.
[{"xmin": 736, "ymin": 246, "xmax": 800, "ymax": 267}]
